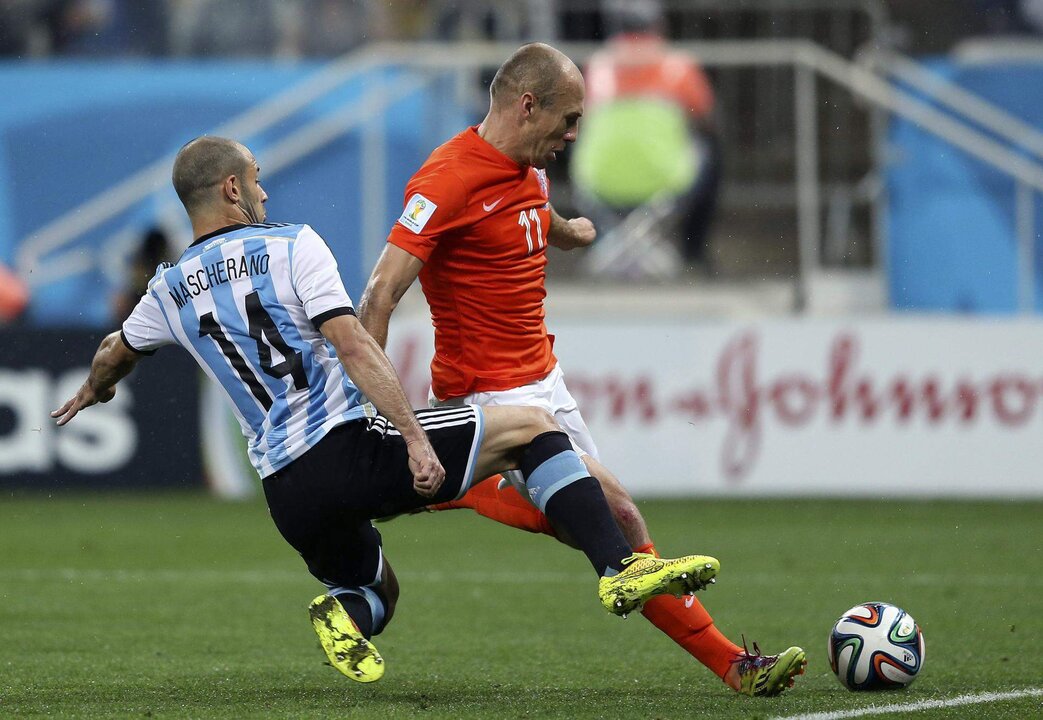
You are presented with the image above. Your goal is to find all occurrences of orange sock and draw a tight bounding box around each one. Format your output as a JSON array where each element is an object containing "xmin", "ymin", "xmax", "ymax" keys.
[
  {"xmin": 637, "ymin": 542, "xmax": 743, "ymax": 680},
  {"xmin": 430, "ymin": 476, "xmax": 557, "ymax": 537},
  {"xmin": 434, "ymin": 487, "xmax": 740, "ymax": 678}
]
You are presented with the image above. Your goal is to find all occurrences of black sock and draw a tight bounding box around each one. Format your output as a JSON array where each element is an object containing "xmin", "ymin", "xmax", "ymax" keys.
[
  {"xmin": 521, "ymin": 431, "xmax": 631, "ymax": 575},
  {"xmin": 334, "ymin": 592, "xmax": 373, "ymax": 638}
]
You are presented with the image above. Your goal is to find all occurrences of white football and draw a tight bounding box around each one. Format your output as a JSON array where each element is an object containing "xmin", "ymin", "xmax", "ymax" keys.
[{"xmin": 828, "ymin": 602, "xmax": 925, "ymax": 691}]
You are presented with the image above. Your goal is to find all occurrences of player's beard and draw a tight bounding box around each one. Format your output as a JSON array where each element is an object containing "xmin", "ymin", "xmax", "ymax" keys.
[{"xmin": 236, "ymin": 190, "xmax": 264, "ymax": 224}]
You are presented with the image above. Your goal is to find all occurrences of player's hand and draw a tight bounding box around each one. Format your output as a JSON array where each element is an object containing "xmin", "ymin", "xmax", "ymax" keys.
[
  {"xmin": 51, "ymin": 381, "xmax": 116, "ymax": 426},
  {"xmin": 406, "ymin": 438, "xmax": 445, "ymax": 498},
  {"xmin": 567, "ymin": 217, "xmax": 596, "ymax": 248}
]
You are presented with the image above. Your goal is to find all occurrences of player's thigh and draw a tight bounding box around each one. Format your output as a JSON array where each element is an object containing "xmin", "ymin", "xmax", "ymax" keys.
[
  {"xmin": 262, "ymin": 423, "xmax": 374, "ymax": 576},
  {"xmin": 473, "ymin": 404, "xmax": 558, "ymax": 480},
  {"xmin": 358, "ymin": 406, "xmax": 487, "ymax": 514}
]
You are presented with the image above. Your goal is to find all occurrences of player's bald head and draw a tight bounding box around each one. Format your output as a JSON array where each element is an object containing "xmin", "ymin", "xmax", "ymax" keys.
[
  {"xmin": 172, "ymin": 136, "xmax": 253, "ymax": 213},
  {"xmin": 489, "ymin": 42, "xmax": 582, "ymax": 109}
]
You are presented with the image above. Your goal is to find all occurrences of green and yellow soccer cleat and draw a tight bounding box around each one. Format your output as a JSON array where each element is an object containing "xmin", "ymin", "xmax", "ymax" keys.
[
  {"xmin": 598, "ymin": 552, "xmax": 720, "ymax": 616},
  {"xmin": 734, "ymin": 642, "xmax": 807, "ymax": 697},
  {"xmin": 308, "ymin": 594, "xmax": 385, "ymax": 683}
]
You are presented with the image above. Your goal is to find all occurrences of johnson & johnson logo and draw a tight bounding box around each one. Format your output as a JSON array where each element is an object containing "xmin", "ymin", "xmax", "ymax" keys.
[
  {"xmin": 567, "ymin": 332, "xmax": 1042, "ymax": 483},
  {"xmin": 390, "ymin": 330, "xmax": 1042, "ymax": 485}
]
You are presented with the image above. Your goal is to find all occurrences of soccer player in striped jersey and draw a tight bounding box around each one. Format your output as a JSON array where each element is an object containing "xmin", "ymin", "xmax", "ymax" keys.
[
  {"xmin": 359, "ymin": 43, "xmax": 806, "ymax": 696},
  {"xmin": 52, "ymin": 136, "xmax": 720, "ymax": 683}
]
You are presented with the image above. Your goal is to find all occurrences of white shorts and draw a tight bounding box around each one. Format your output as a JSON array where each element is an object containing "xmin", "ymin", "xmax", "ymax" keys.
[{"xmin": 429, "ymin": 364, "xmax": 599, "ymax": 505}]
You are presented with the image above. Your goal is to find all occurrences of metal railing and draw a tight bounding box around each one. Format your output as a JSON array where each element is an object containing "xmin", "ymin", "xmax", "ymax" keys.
[
  {"xmin": 369, "ymin": 41, "xmax": 1043, "ymax": 310},
  {"xmin": 16, "ymin": 46, "xmax": 405, "ymax": 287},
  {"xmin": 15, "ymin": 38, "xmax": 1043, "ymax": 312}
]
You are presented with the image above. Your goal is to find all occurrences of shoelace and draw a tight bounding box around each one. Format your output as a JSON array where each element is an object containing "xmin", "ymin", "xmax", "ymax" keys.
[{"xmin": 732, "ymin": 635, "xmax": 775, "ymax": 670}]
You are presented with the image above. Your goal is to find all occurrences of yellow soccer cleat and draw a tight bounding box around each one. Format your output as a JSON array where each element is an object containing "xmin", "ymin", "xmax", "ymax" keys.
[
  {"xmin": 734, "ymin": 641, "xmax": 807, "ymax": 697},
  {"xmin": 308, "ymin": 594, "xmax": 385, "ymax": 683},
  {"xmin": 598, "ymin": 552, "xmax": 720, "ymax": 616}
]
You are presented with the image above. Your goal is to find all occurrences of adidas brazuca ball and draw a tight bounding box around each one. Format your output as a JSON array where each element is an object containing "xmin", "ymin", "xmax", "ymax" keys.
[{"xmin": 828, "ymin": 602, "xmax": 925, "ymax": 691}]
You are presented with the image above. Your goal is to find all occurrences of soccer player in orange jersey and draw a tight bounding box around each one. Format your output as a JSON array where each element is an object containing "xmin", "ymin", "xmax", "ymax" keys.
[{"xmin": 359, "ymin": 43, "xmax": 805, "ymax": 696}]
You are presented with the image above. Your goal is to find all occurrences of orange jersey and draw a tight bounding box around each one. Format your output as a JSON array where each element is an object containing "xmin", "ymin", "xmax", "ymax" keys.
[
  {"xmin": 388, "ymin": 126, "xmax": 556, "ymax": 400},
  {"xmin": 586, "ymin": 33, "xmax": 714, "ymax": 119}
]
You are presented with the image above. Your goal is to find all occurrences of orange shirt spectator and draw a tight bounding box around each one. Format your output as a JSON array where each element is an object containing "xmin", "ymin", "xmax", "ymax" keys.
[{"xmin": 585, "ymin": 32, "xmax": 714, "ymax": 122}]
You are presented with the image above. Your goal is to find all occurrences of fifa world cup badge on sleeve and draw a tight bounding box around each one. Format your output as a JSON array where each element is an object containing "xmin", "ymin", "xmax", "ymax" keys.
[{"xmin": 399, "ymin": 194, "xmax": 438, "ymax": 233}]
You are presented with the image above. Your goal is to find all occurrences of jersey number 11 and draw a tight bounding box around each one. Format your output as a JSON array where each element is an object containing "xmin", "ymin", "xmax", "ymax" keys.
[{"xmin": 518, "ymin": 209, "xmax": 545, "ymax": 254}]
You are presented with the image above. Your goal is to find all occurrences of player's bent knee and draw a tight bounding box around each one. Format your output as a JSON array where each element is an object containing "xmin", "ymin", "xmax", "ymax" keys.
[
  {"xmin": 479, "ymin": 406, "xmax": 555, "ymax": 455},
  {"xmin": 522, "ymin": 406, "xmax": 558, "ymax": 437},
  {"xmin": 519, "ymin": 430, "xmax": 591, "ymax": 513}
]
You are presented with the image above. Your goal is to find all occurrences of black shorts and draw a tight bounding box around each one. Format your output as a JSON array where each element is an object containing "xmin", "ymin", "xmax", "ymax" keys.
[{"xmin": 261, "ymin": 405, "xmax": 484, "ymax": 589}]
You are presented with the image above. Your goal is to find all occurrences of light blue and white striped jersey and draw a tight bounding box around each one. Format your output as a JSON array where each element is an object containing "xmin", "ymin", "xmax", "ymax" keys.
[{"xmin": 121, "ymin": 223, "xmax": 367, "ymax": 477}]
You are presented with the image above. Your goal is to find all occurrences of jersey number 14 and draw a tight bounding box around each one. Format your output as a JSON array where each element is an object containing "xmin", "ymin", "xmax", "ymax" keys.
[{"xmin": 198, "ymin": 290, "xmax": 308, "ymax": 410}]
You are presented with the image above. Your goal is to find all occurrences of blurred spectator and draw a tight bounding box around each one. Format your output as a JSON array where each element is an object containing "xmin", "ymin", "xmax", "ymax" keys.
[
  {"xmin": 0, "ymin": 0, "xmax": 40, "ymax": 56},
  {"xmin": 427, "ymin": 0, "xmax": 538, "ymax": 41},
  {"xmin": 287, "ymin": 0, "xmax": 389, "ymax": 57},
  {"xmin": 973, "ymin": 0, "xmax": 1043, "ymax": 34},
  {"xmin": 0, "ymin": 262, "xmax": 29, "ymax": 323},
  {"xmin": 571, "ymin": 0, "xmax": 721, "ymax": 270},
  {"xmin": 112, "ymin": 227, "xmax": 172, "ymax": 325},
  {"xmin": 383, "ymin": 0, "xmax": 432, "ymax": 42},
  {"xmin": 170, "ymin": 0, "xmax": 291, "ymax": 57},
  {"xmin": 1019, "ymin": 0, "xmax": 1043, "ymax": 32},
  {"xmin": 0, "ymin": 0, "xmax": 168, "ymax": 57},
  {"xmin": 47, "ymin": 0, "xmax": 128, "ymax": 55}
]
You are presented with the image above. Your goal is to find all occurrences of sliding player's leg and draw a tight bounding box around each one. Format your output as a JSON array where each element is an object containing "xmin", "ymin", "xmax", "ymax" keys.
[
  {"xmin": 262, "ymin": 435, "xmax": 393, "ymax": 682},
  {"xmin": 261, "ymin": 411, "xmax": 488, "ymax": 684},
  {"xmin": 433, "ymin": 387, "xmax": 761, "ymax": 688},
  {"xmin": 475, "ymin": 405, "xmax": 719, "ymax": 614},
  {"xmin": 306, "ymin": 530, "xmax": 394, "ymax": 684}
]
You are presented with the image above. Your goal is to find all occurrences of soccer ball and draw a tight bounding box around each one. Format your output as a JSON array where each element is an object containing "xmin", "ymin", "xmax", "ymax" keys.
[{"xmin": 828, "ymin": 602, "xmax": 925, "ymax": 691}]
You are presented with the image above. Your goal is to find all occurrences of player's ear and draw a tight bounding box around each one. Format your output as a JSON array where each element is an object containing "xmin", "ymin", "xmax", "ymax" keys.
[
  {"xmin": 222, "ymin": 175, "xmax": 240, "ymax": 203},
  {"xmin": 520, "ymin": 92, "xmax": 537, "ymax": 117}
]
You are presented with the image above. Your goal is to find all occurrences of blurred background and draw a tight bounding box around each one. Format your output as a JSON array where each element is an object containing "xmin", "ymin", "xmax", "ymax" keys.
[{"xmin": 2, "ymin": 0, "xmax": 1041, "ymax": 500}]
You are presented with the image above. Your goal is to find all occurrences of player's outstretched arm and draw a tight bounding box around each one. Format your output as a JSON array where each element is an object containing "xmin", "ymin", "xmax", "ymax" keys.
[
  {"xmin": 51, "ymin": 331, "xmax": 141, "ymax": 426},
  {"xmin": 357, "ymin": 244, "xmax": 424, "ymax": 350},
  {"xmin": 319, "ymin": 313, "xmax": 445, "ymax": 497},
  {"xmin": 547, "ymin": 205, "xmax": 596, "ymax": 251}
]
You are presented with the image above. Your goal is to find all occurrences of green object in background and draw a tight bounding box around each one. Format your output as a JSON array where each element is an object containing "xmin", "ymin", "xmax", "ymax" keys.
[{"xmin": 572, "ymin": 98, "xmax": 699, "ymax": 207}]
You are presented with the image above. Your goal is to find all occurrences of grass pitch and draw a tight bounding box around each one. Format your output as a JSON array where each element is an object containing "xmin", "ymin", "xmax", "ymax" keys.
[{"xmin": 0, "ymin": 494, "xmax": 1040, "ymax": 719}]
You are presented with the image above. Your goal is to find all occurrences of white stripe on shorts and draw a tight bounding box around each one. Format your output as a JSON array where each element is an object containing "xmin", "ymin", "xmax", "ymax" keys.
[{"xmin": 371, "ymin": 406, "xmax": 476, "ymax": 436}]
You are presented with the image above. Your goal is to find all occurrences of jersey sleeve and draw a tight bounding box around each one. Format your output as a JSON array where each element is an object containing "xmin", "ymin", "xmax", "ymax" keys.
[
  {"xmin": 121, "ymin": 291, "xmax": 175, "ymax": 355},
  {"xmin": 386, "ymin": 169, "xmax": 469, "ymax": 263},
  {"xmin": 667, "ymin": 54, "xmax": 715, "ymax": 118},
  {"xmin": 290, "ymin": 225, "xmax": 356, "ymax": 329}
]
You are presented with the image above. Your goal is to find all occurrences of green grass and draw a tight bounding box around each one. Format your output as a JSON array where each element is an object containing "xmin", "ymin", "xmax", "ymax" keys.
[{"xmin": 1, "ymin": 494, "xmax": 1040, "ymax": 719}]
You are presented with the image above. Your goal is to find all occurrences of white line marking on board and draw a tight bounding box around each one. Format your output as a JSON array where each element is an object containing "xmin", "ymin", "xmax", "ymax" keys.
[{"xmin": 770, "ymin": 689, "xmax": 1043, "ymax": 720}]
